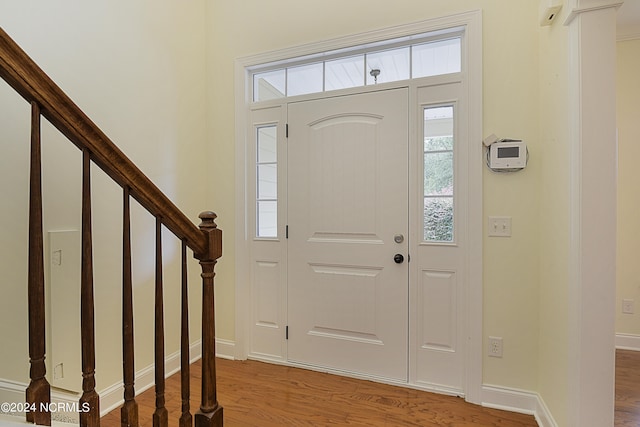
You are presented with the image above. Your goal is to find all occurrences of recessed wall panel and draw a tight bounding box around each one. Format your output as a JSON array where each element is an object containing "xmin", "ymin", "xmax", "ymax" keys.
[
  {"xmin": 307, "ymin": 116, "xmax": 380, "ymax": 238},
  {"xmin": 421, "ymin": 270, "xmax": 456, "ymax": 351},
  {"xmin": 254, "ymin": 261, "xmax": 280, "ymax": 327},
  {"xmin": 308, "ymin": 264, "xmax": 381, "ymax": 343}
]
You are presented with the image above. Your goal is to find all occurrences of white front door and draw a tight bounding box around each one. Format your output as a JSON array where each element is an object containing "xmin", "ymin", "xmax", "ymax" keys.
[{"xmin": 287, "ymin": 88, "xmax": 409, "ymax": 380}]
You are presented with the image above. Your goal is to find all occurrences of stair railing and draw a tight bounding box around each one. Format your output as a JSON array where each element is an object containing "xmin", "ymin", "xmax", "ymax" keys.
[{"xmin": 0, "ymin": 27, "xmax": 223, "ymax": 427}]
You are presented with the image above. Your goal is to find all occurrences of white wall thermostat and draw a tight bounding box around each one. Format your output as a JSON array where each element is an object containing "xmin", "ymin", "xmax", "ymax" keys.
[{"xmin": 489, "ymin": 140, "xmax": 527, "ymax": 170}]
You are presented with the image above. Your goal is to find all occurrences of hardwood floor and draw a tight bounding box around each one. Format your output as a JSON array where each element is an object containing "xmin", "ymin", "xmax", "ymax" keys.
[
  {"xmin": 615, "ymin": 349, "xmax": 640, "ymax": 426},
  {"xmin": 101, "ymin": 350, "xmax": 640, "ymax": 426},
  {"xmin": 101, "ymin": 358, "xmax": 537, "ymax": 427}
]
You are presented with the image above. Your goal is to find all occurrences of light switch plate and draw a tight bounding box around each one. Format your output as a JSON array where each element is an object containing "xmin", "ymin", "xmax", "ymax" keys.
[{"xmin": 488, "ymin": 216, "xmax": 512, "ymax": 237}]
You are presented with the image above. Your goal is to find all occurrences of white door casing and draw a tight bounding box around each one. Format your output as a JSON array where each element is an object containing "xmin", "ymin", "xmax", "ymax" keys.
[
  {"xmin": 236, "ymin": 11, "xmax": 482, "ymax": 403},
  {"xmin": 287, "ymin": 89, "xmax": 409, "ymax": 381},
  {"xmin": 410, "ymin": 82, "xmax": 467, "ymax": 393}
]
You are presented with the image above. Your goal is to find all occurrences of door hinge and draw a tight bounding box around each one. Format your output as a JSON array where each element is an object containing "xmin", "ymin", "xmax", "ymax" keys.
[
  {"xmin": 286, "ymin": 325, "xmax": 289, "ymax": 340},
  {"xmin": 286, "ymin": 225, "xmax": 289, "ymax": 239},
  {"xmin": 286, "ymin": 123, "xmax": 289, "ymax": 138}
]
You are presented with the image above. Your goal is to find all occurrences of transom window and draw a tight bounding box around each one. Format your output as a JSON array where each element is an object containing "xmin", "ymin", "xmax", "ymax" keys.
[{"xmin": 252, "ymin": 31, "xmax": 462, "ymax": 102}]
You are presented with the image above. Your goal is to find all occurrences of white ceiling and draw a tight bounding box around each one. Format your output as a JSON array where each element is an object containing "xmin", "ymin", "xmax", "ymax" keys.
[{"xmin": 617, "ymin": 1, "xmax": 640, "ymax": 40}]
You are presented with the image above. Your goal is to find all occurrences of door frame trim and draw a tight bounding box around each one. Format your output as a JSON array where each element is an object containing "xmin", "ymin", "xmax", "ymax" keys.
[{"xmin": 234, "ymin": 10, "xmax": 483, "ymax": 404}]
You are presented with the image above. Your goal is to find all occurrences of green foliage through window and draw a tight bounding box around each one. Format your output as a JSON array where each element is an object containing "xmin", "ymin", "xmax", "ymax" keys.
[{"xmin": 424, "ymin": 198, "xmax": 453, "ymax": 241}]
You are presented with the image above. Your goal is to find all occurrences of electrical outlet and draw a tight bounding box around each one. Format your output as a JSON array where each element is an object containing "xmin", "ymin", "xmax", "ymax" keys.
[
  {"xmin": 623, "ymin": 299, "xmax": 634, "ymax": 314},
  {"xmin": 488, "ymin": 336, "xmax": 503, "ymax": 358}
]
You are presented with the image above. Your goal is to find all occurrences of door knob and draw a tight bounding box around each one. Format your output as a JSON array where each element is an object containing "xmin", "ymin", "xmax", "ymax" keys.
[{"xmin": 393, "ymin": 253, "xmax": 404, "ymax": 264}]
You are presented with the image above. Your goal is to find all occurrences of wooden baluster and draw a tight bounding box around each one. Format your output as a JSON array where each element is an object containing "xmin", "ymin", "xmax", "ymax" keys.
[
  {"xmin": 121, "ymin": 187, "xmax": 138, "ymax": 427},
  {"xmin": 180, "ymin": 240, "xmax": 192, "ymax": 427},
  {"xmin": 80, "ymin": 148, "xmax": 100, "ymax": 426},
  {"xmin": 26, "ymin": 101, "xmax": 51, "ymax": 426},
  {"xmin": 153, "ymin": 217, "xmax": 168, "ymax": 427},
  {"xmin": 195, "ymin": 212, "xmax": 223, "ymax": 427}
]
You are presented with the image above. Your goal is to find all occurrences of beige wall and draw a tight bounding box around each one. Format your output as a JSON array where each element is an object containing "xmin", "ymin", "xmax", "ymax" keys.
[
  {"xmin": 207, "ymin": 0, "xmax": 542, "ymax": 392},
  {"xmin": 0, "ymin": 0, "xmax": 208, "ymax": 392},
  {"xmin": 616, "ymin": 38, "xmax": 640, "ymax": 336}
]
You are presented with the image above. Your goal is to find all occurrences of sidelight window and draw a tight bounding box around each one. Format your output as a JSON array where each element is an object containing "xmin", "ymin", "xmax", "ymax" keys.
[
  {"xmin": 256, "ymin": 125, "xmax": 278, "ymax": 238},
  {"xmin": 423, "ymin": 105, "xmax": 454, "ymax": 242}
]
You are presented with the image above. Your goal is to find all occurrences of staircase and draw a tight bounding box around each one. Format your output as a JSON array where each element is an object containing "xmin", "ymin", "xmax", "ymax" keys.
[{"xmin": 0, "ymin": 27, "xmax": 224, "ymax": 427}]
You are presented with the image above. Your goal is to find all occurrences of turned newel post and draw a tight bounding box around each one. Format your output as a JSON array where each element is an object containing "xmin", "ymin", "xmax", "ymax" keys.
[{"xmin": 194, "ymin": 211, "xmax": 223, "ymax": 427}]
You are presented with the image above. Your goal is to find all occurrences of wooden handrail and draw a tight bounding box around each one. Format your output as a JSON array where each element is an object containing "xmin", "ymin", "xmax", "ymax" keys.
[
  {"xmin": 1, "ymin": 26, "xmax": 223, "ymax": 427},
  {"xmin": 0, "ymin": 27, "xmax": 209, "ymax": 259}
]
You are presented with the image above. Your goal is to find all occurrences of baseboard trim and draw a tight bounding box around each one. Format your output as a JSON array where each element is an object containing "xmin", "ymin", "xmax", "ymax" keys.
[
  {"xmin": 482, "ymin": 385, "xmax": 557, "ymax": 427},
  {"xmin": 0, "ymin": 413, "xmax": 79, "ymax": 426},
  {"xmin": 615, "ymin": 333, "xmax": 640, "ymax": 351},
  {"xmin": 215, "ymin": 338, "xmax": 236, "ymax": 360}
]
